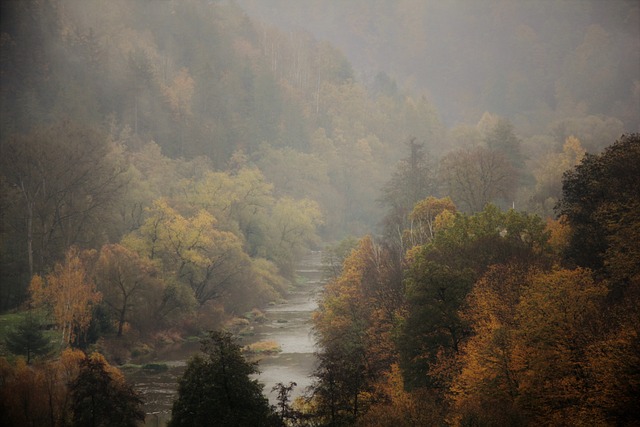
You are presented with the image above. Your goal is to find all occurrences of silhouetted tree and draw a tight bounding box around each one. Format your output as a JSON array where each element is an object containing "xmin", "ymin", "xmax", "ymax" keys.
[
  {"xmin": 558, "ymin": 133, "xmax": 640, "ymax": 286},
  {"xmin": 484, "ymin": 118, "xmax": 524, "ymax": 172},
  {"xmin": 69, "ymin": 353, "xmax": 144, "ymax": 427},
  {"xmin": 169, "ymin": 331, "xmax": 278, "ymax": 427},
  {"xmin": 272, "ymin": 381, "xmax": 298, "ymax": 425},
  {"xmin": 439, "ymin": 146, "xmax": 516, "ymax": 213}
]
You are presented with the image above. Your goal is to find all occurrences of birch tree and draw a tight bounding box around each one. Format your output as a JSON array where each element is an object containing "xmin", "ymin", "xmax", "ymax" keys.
[{"xmin": 29, "ymin": 246, "xmax": 102, "ymax": 346}]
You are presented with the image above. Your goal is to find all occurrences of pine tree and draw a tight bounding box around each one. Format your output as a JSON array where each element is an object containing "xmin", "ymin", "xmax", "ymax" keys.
[
  {"xmin": 4, "ymin": 313, "xmax": 53, "ymax": 364},
  {"xmin": 169, "ymin": 331, "xmax": 278, "ymax": 427}
]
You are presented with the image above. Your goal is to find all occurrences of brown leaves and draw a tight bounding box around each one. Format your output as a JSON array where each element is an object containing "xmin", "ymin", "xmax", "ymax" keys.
[
  {"xmin": 0, "ymin": 349, "xmax": 138, "ymax": 427},
  {"xmin": 452, "ymin": 266, "xmax": 613, "ymax": 425}
]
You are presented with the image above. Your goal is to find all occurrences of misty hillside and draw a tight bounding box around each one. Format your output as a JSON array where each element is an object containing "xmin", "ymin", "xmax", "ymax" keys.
[
  {"xmin": 3, "ymin": 1, "xmax": 636, "ymax": 235},
  {"xmin": 0, "ymin": 0, "xmax": 449, "ymax": 239},
  {"xmin": 1, "ymin": 2, "xmax": 639, "ymax": 426},
  {"xmin": 239, "ymin": 0, "xmax": 639, "ymax": 132},
  {"xmin": 1, "ymin": 0, "xmax": 637, "ymax": 322}
]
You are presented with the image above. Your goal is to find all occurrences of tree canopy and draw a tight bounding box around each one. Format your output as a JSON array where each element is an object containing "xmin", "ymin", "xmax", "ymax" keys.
[
  {"xmin": 169, "ymin": 331, "xmax": 278, "ymax": 427},
  {"xmin": 558, "ymin": 133, "xmax": 640, "ymax": 284}
]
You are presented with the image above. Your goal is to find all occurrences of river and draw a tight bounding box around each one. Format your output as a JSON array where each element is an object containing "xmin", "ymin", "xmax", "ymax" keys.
[{"xmin": 125, "ymin": 251, "xmax": 324, "ymax": 426}]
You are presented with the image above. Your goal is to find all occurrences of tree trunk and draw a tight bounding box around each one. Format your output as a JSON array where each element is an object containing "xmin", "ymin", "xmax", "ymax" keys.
[
  {"xmin": 117, "ymin": 296, "xmax": 128, "ymax": 337},
  {"xmin": 27, "ymin": 199, "xmax": 34, "ymax": 278}
]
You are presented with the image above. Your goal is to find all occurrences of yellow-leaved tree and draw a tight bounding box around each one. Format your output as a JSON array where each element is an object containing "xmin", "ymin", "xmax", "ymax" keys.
[{"xmin": 29, "ymin": 246, "xmax": 101, "ymax": 346}]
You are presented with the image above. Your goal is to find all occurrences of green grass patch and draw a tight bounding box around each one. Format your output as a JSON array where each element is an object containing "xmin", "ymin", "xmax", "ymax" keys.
[
  {"xmin": 119, "ymin": 363, "xmax": 143, "ymax": 370},
  {"xmin": 0, "ymin": 312, "xmax": 25, "ymax": 331},
  {"xmin": 294, "ymin": 274, "xmax": 308, "ymax": 287}
]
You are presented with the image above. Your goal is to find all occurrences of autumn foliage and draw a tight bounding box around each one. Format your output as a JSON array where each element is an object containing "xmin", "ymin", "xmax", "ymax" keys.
[
  {"xmin": 29, "ymin": 247, "xmax": 102, "ymax": 346},
  {"xmin": 311, "ymin": 135, "xmax": 639, "ymax": 426},
  {"xmin": 0, "ymin": 349, "xmax": 143, "ymax": 427}
]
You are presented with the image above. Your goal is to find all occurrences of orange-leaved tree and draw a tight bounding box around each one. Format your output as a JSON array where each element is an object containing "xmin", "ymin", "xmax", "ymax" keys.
[
  {"xmin": 513, "ymin": 267, "xmax": 607, "ymax": 425},
  {"xmin": 451, "ymin": 263, "xmax": 532, "ymax": 425},
  {"xmin": 29, "ymin": 246, "xmax": 102, "ymax": 346},
  {"xmin": 452, "ymin": 266, "xmax": 610, "ymax": 425},
  {"xmin": 313, "ymin": 235, "xmax": 402, "ymax": 424}
]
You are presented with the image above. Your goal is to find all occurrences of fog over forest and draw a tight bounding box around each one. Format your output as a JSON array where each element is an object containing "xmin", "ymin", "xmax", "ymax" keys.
[
  {"xmin": 239, "ymin": 0, "xmax": 639, "ymax": 130},
  {"xmin": 0, "ymin": 1, "xmax": 639, "ymax": 426}
]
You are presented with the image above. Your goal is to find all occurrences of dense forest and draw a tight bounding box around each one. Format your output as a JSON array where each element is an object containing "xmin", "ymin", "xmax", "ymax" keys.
[
  {"xmin": 0, "ymin": 0, "xmax": 638, "ymax": 426},
  {"xmin": 312, "ymin": 134, "xmax": 639, "ymax": 426}
]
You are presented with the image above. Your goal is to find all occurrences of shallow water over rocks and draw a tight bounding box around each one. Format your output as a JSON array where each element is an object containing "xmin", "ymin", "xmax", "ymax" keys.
[{"xmin": 125, "ymin": 251, "xmax": 325, "ymax": 426}]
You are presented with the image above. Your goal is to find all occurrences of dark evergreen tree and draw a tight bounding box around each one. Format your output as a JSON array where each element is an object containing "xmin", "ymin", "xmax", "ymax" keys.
[
  {"xmin": 169, "ymin": 331, "xmax": 278, "ymax": 427},
  {"xmin": 379, "ymin": 137, "xmax": 438, "ymax": 254},
  {"xmin": 4, "ymin": 312, "xmax": 53, "ymax": 364},
  {"xmin": 272, "ymin": 382, "xmax": 298, "ymax": 425},
  {"xmin": 484, "ymin": 118, "xmax": 524, "ymax": 172},
  {"xmin": 399, "ymin": 260, "xmax": 474, "ymax": 390},
  {"xmin": 69, "ymin": 353, "xmax": 145, "ymax": 427},
  {"xmin": 558, "ymin": 133, "xmax": 640, "ymax": 285}
]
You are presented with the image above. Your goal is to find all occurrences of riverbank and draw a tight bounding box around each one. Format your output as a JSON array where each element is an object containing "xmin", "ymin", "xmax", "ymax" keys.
[{"xmin": 124, "ymin": 251, "xmax": 325, "ymax": 426}]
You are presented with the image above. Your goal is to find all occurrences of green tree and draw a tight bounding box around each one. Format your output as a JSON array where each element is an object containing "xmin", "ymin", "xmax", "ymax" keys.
[
  {"xmin": 399, "ymin": 205, "xmax": 551, "ymax": 390},
  {"xmin": 266, "ymin": 197, "xmax": 323, "ymax": 277},
  {"xmin": 169, "ymin": 331, "xmax": 277, "ymax": 427},
  {"xmin": 400, "ymin": 259, "xmax": 474, "ymax": 390},
  {"xmin": 177, "ymin": 167, "xmax": 275, "ymax": 259},
  {"xmin": 484, "ymin": 118, "xmax": 524, "ymax": 172},
  {"xmin": 4, "ymin": 312, "xmax": 53, "ymax": 364},
  {"xmin": 69, "ymin": 352, "xmax": 144, "ymax": 427},
  {"xmin": 124, "ymin": 199, "xmax": 249, "ymax": 306}
]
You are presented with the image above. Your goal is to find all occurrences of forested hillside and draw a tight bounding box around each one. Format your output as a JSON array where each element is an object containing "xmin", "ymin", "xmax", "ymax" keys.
[
  {"xmin": 239, "ymin": 0, "xmax": 639, "ymax": 131},
  {"xmin": 1, "ymin": 1, "xmax": 638, "ymax": 426},
  {"xmin": 311, "ymin": 134, "xmax": 639, "ymax": 426},
  {"xmin": 0, "ymin": 0, "xmax": 434, "ymax": 312},
  {"xmin": 2, "ymin": 0, "xmax": 637, "ymax": 311}
]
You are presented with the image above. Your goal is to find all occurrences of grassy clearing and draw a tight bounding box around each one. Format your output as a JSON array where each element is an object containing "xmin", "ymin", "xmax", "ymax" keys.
[
  {"xmin": 0, "ymin": 312, "xmax": 25, "ymax": 335},
  {"xmin": 119, "ymin": 363, "xmax": 143, "ymax": 370},
  {"xmin": 0, "ymin": 310, "xmax": 59, "ymax": 358}
]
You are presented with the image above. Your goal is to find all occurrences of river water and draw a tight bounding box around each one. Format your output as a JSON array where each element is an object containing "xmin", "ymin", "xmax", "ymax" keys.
[{"xmin": 125, "ymin": 251, "xmax": 324, "ymax": 426}]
